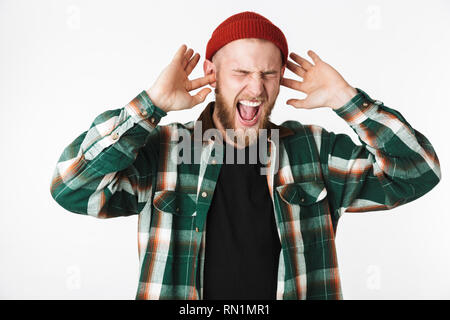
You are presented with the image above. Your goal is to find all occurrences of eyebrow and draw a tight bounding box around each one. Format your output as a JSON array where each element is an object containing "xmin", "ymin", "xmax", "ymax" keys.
[{"xmin": 232, "ymin": 68, "xmax": 279, "ymax": 75}]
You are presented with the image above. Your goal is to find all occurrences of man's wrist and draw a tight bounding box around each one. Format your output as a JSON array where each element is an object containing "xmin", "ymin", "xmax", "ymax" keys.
[
  {"xmin": 146, "ymin": 87, "xmax": 170, "ymax": 113},
  {"xmin": 329, "ymin": 85, "xmax": 358, "ymax": 110}
]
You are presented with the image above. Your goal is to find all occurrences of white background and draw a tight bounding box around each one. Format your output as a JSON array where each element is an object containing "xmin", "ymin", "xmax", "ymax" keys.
[{"xmin": 1, "ymin": 0, "xmax": 449, "ymax": 299}]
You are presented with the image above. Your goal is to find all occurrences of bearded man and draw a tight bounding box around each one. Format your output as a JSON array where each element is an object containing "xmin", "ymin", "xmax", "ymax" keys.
[{"xmin": 50, "ymin": 11, "xmax": 441, "ymax": 300}]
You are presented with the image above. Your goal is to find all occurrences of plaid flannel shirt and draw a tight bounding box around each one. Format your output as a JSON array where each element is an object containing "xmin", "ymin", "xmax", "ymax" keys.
[{"xmin": 50, "ymin": 88, "xmax": 441, "ymax": 299}]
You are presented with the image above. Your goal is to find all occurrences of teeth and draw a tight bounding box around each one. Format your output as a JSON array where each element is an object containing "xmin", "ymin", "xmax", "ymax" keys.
[{"xmin": 239, "ymin": 100, "xmax": 262, "ymax": 107}]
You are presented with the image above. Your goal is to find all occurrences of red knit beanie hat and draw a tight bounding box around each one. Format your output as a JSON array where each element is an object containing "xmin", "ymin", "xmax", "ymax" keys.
[{"xmin": 206, "ymin": 11, "xmax": 288, "ymax": 65}]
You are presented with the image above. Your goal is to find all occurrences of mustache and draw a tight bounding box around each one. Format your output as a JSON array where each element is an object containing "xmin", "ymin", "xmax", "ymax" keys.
[{"xmin": 214, "ymin": 88, "xmax": 266, "ymax": 104}]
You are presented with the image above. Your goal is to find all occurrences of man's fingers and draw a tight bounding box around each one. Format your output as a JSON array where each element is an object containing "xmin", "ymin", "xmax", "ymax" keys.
[
  {"xmin": 281, "ymin": 77, "xmax": 305, "ymax": 92},
  {"xmin": 188, "ymin": 73, "xmax": 216, "ymax": 91},
  {"xmin": 190, "ymin": 88, "xmax": 212, "ymax": 107},
  {"xmin": 185, "ymin": 53, "xmax": 200, "ymax": 75},
  {"xmin": 182, "ymin": 48, "xmax": 194, "ymax": 69},
  {"xmin": 286, "ymin": 60, "xmax": 306, "ymax": 78},
  {"xmin": 307, "ymin": 50, "xmax": 321, "ymax": 64},
  {"xmin": 289, "ymin": 52, "xmax": 314, "ymax": 70},
  {"xmin": 173, "ymin": 44, "xmax": 188, "ymax": 63}
]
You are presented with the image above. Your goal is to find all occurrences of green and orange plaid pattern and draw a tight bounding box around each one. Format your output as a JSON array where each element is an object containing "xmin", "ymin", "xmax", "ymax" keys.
[{"xmin": 50, "ymin": 88, "xmax": 441, "ymax": 299}]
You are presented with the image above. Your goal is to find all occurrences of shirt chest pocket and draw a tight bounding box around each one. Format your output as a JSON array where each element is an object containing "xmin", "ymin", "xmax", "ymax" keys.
[
  {"xmin": 276, "ymin": 180, "xmax": 327, "ymax": 207},
  {"xmin": 153, "ymin": 190, "xmax": 197, "ymax": 216},
  {"xmin": 150, "ymin": 190, "xmax": 199, "ymax": 282},
  {"xmin": 275, "ymin": 180, "xmax": 331, "ymax": 247},
  {"xmin": 152, "ymin": 190, "xmax": 198, "ymax": 233}
]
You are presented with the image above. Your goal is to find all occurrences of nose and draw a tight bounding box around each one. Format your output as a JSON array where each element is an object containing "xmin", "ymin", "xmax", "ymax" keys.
[{"xmin": 246, "ymin": 74, "xmax": 265, "ymax": 98}]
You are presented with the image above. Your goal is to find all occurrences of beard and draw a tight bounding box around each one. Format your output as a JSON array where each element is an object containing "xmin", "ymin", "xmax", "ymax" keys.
[{"xmin": 213, "ymin": 81, "xmax": 276, "ymax": 147}]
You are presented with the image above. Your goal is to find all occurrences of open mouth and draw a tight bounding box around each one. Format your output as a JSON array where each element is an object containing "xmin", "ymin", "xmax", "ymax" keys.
[{"xmin": 236, "ymin": 100, "xmax": 262, "ymax": 126}]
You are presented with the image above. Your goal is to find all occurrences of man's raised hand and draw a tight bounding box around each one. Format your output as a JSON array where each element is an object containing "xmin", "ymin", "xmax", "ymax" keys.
[
  {"xmin": 281, "ymin": 50, "xmax": 357, "ymax": 110},
  {"xmin": 146, "ymin": 44, "xmax": 216, "ymax": 112}
]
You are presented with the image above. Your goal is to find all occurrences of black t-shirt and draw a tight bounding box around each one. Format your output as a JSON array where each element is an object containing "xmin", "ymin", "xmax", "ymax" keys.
[{"xmin": 203, "ymin": 142, "xmax": 281, "ymax": 300}]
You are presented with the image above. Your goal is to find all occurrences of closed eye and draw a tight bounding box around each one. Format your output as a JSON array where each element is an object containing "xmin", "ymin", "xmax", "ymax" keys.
[
  {"xmin": 262, "ymin": 71, "xmax": 278, "ymax": 78},
  {"xmin": 233, "ymin": 70, "xmax": 250, "ymax": 75},
  {"xmin": 232, "ymin": 69, "xmax": 278, "ymax": 78}
]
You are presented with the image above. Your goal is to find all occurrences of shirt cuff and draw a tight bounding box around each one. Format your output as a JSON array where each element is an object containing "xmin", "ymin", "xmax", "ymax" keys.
[
  {"xmin": 125, "ymin": 90, "xmax": 167, "ymax": 127},
  {"xmin": 334, "ymin": 88, "xmax": 382, "ymax": 126}
]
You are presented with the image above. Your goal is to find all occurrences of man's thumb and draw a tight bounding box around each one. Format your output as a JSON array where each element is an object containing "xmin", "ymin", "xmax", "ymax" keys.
[
  {"xmin": 192, "ymin": 88, "xmax": 212, "ymax": 107},
  {"xmin": 287, "ymin": 98, "xmax": 307, "ymax": 109}
]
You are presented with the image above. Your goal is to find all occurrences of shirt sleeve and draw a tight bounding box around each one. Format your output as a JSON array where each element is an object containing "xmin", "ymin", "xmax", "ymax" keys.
[
  {"xmin": 50, "ymin": 90, "xmax": 166, "ymax": 218},
  {"xmin": 321, "ymin": 88, "xmax": 441, "ymax": 221}
]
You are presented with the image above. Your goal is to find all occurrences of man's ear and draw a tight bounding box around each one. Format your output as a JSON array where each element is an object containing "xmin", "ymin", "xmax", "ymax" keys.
[
  {"xmin": 203, "ymin": 59, "xmax": 217, "ymax": 88},
  {"xmin": 281, "ymin": 64, "xmax": 286, "ymax": 79},
  {"xmin": 279, "ymin": 64, "xmax": 286, "ymax": 86}
]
